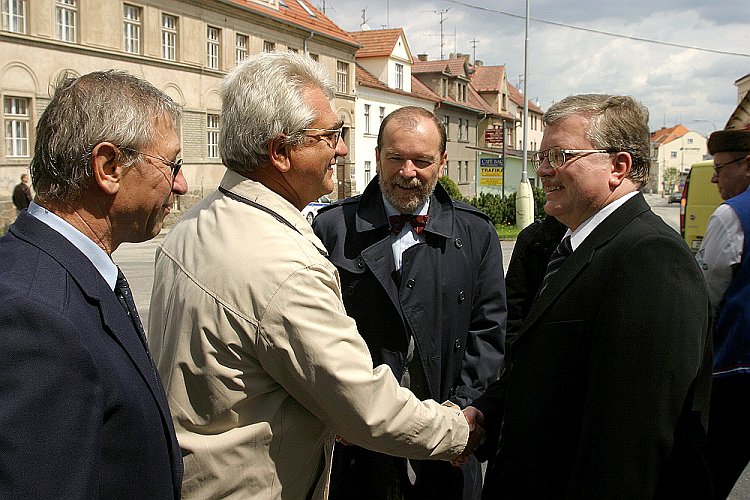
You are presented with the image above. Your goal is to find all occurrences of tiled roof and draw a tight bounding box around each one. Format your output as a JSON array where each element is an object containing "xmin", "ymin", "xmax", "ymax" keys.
[
  {"xmin": 412, "ymin": 59, "xmax": 450, "ymax": 74},
  {"xmin": 468, "ymin": 84, "xmax": 494, "ymax": 114},
  {"xmin": 508, "ymin": 82, "xmax": 543, "ymax": 114},
  {"xmin": 349, "ymin": 29, "xmax": 408, "ymax": 60},
  {"xmin": 651, "ymin": 124, "xmax": 689, "ymax": 145},
  {"xmin": 471, "ymin": 65, "xmax": 505, "ymax": 92},
  {"xmin": 225, "ymin": 0, "xmax": 358, "ymax": 47},
  {"xmin": 410, "ymin": 76, "xmax": 440, "ymax": 102},
  {"xmin": 355, "ymin": 64, "xmax": 438, "ymax": 103}
]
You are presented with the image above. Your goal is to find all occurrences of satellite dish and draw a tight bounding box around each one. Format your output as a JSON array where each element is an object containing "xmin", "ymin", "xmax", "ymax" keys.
[{"xmin": 361, "ymin": 23, "xmax": 371, "ymax": 30}]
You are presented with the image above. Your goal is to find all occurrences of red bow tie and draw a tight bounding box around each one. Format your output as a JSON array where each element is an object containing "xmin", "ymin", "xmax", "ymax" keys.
[{"xmin": 389, "ymin": 214, "xmax": 430, "ymax": 235}]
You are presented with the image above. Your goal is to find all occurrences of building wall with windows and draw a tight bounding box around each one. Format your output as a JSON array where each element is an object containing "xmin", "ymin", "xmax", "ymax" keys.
[{"xmin": 0, "ymin": 0, "xmax": 358, "ymax": 210}]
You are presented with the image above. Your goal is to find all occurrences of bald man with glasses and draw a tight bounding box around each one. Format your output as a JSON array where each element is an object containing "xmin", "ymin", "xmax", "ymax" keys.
[{"xmin": 471, "ymin": 94, "xmax": 712, "ymax": 499}]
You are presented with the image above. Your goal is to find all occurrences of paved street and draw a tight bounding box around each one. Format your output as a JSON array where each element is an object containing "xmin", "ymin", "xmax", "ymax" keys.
[{"xmin": 111, "ymin": 194, "xmax": 750, "ymax": 498}]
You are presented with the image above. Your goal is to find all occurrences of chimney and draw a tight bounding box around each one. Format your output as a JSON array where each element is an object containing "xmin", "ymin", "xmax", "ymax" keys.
[
  {"xmin": 417, "ymin": 54, "xmax": 428, "ymax": 61},
  {"xmin": 475, "ymin": 59, "xmax": 483, "ymax": 66}
]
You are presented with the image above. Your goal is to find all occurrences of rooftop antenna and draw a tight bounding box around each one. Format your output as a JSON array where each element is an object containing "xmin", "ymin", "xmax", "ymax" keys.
[
  {"xmin": 469, "ymin": 38, "xmax": 479, "ymax": 63},
  {"xmin": 360, "ymin": 7, "xmax": 371, "ymax": 30},
  {"xmin": 319, "ymin": 0, "xmax": 325, "ymax": 14},
  {"xmin": 432, "ymin": 8, "xmax": 450, "ymax": 60}
]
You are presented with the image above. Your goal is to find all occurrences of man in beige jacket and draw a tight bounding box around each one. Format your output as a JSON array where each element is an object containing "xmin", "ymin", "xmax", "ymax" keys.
[{"xmin": 148, "ymin": 52, "xmax": 481, "ymax": 499}]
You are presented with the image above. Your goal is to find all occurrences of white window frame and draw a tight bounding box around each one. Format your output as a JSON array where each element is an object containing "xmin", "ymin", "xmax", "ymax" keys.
[
  {"xmin": 55, "ymin": 0, "xmax": 77, "ymax": 43},
  {"xmin": 161, "ymin": 14, "xmax": 177, "ymax": 61},
  {"xmin": 364, "ymin": 104, "xmax": 370, "ymax": 134},
  {"xmin": 364, "ymin": 160, "xmax": 371, "ymax": 185},
  {"xmin": 207, "ymin": 26, "xmax": 220, "ymax": 70},
  {"xmin": 336, "ymin": 61, "xmax": 348, "ymax": 94},
  {"xmin": 395, "ymin": 63, "xmax": 403, "ymax": 90},
  {"xmin": 263, "ymin": 40, "xmax": 275, "ymax": 53},
  {"xmin": 207, "ymin": 113, "xmax": 219, "ymax": 158},
  {"xmin": 2, "ymin": 0, "xmax": 26, "ymax": 33},
  {"xmin": 235, "ymin": 34, "xmax": 248, "ymax": 65},
  {"xmin": 379, "ymin": 106, "xmax": 385, "ymax": 127},
  {"xmin": 458, "ymin": 118, "xmax": 464, "ymax": 141},
  {"xmin": 123, "ymin": 4, "xmax": 141, "ymax": 54},
  {"xmin": 4, "ymin": 96, "xmax": 30, "ymax": 158}
]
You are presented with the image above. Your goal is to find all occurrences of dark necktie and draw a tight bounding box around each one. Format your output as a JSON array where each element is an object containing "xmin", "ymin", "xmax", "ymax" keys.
[
  {"xmin": 114, "ymin": 267, "xmax": 149, "ymax": 351},
  {"xmin": 389, "ymin": 214, "xmax": 430, "ymax": 235},
  {"xmin": 539, "ymin": 235, "xmax": 573, "ymax": 295}
]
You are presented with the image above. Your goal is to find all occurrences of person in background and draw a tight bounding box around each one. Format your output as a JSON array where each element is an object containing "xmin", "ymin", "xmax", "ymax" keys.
[
  {"xmin": 696, "ymin": 128, "xmax": 750, "ymax": 499},
  {"xmin": 12, "ymin": 173, "xmax": 32, "ymax": 212},
  {"xmin": 314, "ymin": 106, "xmax": 506, "ymax": 500},
  {"xmin": 0, "ymin": 70, "xmax": 186, "ymax": 498},
  {"xmin": 148, "ymin": 52, "xmax": 482, "ymax": 500},
  {"xmin": 471, "ymin": 93, "xmax": 712, "ymax": 499}
]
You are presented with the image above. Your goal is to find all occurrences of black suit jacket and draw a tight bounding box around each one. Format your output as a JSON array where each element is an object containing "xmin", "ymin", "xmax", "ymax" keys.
[
  {"xmin": 476, "ymin": 193, "xmax": 713, "ymax": 499},
  {"xmin": 0, "ymin": 211, "xmax": 182, "ymax": 499}
]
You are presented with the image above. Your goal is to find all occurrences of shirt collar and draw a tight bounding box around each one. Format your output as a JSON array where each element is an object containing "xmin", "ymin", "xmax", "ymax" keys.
[
  {"xmin": 27, "ymin": 201, "xmax": 118, "ymax": 290},
  {"xmin": 567, "ymin": 191, "xmax": 639, "ymax": 251}
]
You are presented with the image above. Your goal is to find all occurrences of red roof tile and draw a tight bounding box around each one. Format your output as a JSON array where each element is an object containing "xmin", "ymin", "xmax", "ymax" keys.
[
  {"xmin": 508, "ymin": 82, "xmax": 543, "ymax": 113},
  {"xmin": 471, "ymin": 65, "xmax": 505, "ymax": 92},
  {"xmin": 651, "ymin": 124, "xmax": 689, "ymax": 145},
  {"xmin": 355, "ymin": 64, "xmax": 439, "ymax": 103},
  {"xmin": 225, "ymin": 0, "xmax": 358, "ymax": 47},
  {"xmin": 348, "ymin": 29, "xmax": 409, "ymax": 60}
]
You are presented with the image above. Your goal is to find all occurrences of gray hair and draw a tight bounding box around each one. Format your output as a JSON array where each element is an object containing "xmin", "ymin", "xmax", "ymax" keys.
[
  {"xmin": 220, "ymin": 51, "xmax": 335, "ymax": 175},
  {"xmin": 544, "ymin": 94, "xmax": 651, "ymax": 187},
  {"xmin": 30, "ymin": 70, "xmax": 180, "ymax": 201}
]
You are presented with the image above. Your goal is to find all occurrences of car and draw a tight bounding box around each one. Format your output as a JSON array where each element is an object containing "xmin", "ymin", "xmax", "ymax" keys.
[
  {"xmin": 668, "ymin": 191, "xmax": 683, "ymax": 204},
  {"xmin": 301, "ymin": 195, "xmax": 331, "ymax": 224}
]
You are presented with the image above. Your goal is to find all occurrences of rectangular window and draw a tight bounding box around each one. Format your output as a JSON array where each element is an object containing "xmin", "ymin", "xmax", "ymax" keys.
[
  {"xmin": 458, "ymin": 118, "xmax": 463, "ymax": 141},
  {"xmin": 263, "ymin": 40, "xmax": 275, "ymax": 53},
  {"xmin": 443, "ymin": 115, "xmax": 450, "ymax": 139},
  {"xmin": 670, "ymin": 151, "xmax": 678, "ymax": 158},
  {"xmin": 161, "ymin": 14, "xmax": 177, "ymax": 61},
  {"xmin": 4, "ymin": 96, "xmax": 30, "ymax": 157},
  {"xmin": 687, "ymin": 138, "xmax": 694, "ymax": 144},
  {"xmin": 207, "ymin": 26, "xmax": 220, "ymax": 70},
  {"xmin": 395, "ymin": 63, "xmax": 403, "ymax": 90},
  {"xmin": 207, "ymin": 114, "xmax": 219, "ymax": 158},
  {"xmin": 364, "ymin": 104, "xmax": 370, "ymax": 134},
  {"xmin": 379, "ymin": 106, "xmax": 385, "ymax": 127},
  {"xmin": 364, "ymin": 160, "xmax": 371, "ymax": 185},
  {"xmin": 443, "ymin": 161, "xmax": 449, "ymax": 178},
  {"xmin": 337, "ymin": 61, "xmax": 348, "ymax": 94},
  {"xmin": 464, "ymin": 161, "xmax": 469, "ymax": 183},
  {"xmin": 2, "ymin": 0, "xmax": 26, "ymax": 33},
  {"xmin": 288, "ymin": 47, "xmax": 298, "ymax": 53},
  {"xmin": 464, "ymin": 120, "xmax": 469, "ymax": 141},
  {"xmin": 123, "ymin": 4, "xmax": 141, "ymax": 54},
  {"xmin": 309, "ymin": 53, "xmax": 319, "ymax": 62},
  {"xmin": 235, "ymin": 34, "xmax": 248, "ymax": 65},
  {"xmin": 441, "ymin": 78, "xmax": 448, "ymax": 98},
  {"xmin": 55, "ymin": 0, "xmax": 77, "ymax": 43}
]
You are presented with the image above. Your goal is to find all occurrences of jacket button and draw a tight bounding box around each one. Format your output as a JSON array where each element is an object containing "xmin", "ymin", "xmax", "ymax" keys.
[
  {"xmin": 458, "ymin": 290, "xmax": 465, "ymax": 302},
  {"xmin": 346, "ymin": 285, "xmax": 355, "ymax": 296},
  {"xmin": 454, "ymin": 339, "xmax": 462, "ymax": 351},
  {"xmin": 454, "ymin": 238, "xmax": 463, "ymax": 249},
  {"xmin": 406, "ymin": 279, "xmax": 415, "ymax": 288},
  {"xmin": 357, "ymin": 257, "xmax": 365, "ymax": 269}
]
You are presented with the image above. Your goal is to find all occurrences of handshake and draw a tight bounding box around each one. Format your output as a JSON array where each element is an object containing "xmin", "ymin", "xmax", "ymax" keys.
[{"xmin": 451, "ymin": 406, "xmax": 485, "ymax": 466}]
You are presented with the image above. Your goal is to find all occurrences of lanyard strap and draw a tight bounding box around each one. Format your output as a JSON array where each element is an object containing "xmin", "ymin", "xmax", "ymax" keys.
[{"xmin": 218, "ymin": 186, "xmax": 302, "ymax": 236}]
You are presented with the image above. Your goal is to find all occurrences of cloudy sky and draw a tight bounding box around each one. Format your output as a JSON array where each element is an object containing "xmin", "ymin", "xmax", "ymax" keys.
[{"xmin": 319, "ymin": 0, "xmax": 749, "ymax": 136}]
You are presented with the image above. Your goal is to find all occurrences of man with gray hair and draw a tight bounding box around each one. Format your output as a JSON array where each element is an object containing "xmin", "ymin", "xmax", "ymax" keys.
[
  {"xmin": 148, "ymin": 52, "xmax": 480, "ymax": 499},
  {"xmin": 472, "ymin": 94, "xmax": 712, "ymax": 498},
  {"xmin": 0, "ymin": 70, "xmax": 186, "ymax": 498}
]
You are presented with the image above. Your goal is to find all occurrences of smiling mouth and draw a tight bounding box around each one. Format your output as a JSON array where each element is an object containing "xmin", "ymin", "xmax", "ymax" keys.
[{"xmin": 544, "ymin": 185, "xmax": 563, "ymax": 193}]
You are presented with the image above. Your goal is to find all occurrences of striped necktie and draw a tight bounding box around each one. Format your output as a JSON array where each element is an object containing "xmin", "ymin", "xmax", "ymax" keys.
[{"xmin": 539, "ymin": 235, "xmax": 573, "ymax": 295}]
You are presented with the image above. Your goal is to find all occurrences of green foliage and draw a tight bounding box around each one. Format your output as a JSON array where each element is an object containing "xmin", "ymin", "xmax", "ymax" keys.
[
  {"xmin": 438, "ymin": 176, "xmax": 464, "ymax": 201},
  {"xmin": 532, "ymin": 185, "xmax": 547, "ymax": 220},
  {"xmin": 462, "ymin": 185, "xmax": 548, "ymax": 226}
]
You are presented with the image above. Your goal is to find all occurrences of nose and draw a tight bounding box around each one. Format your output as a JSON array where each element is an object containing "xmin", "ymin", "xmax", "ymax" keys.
[
  {"xmin": 172, "ymin": 169, "xmax": 188, "ymax": 195},
  {"xmin": 335, "ymin": 136, "xmax": 348, "ymax": 157},
  {"xmin": 536, "ymin": 158, "xmax": 554, "ymax": 177},
  {"xmin": 400, "ymin": 160, "xmax": 417, "ymax": 178},
  {"xmin": 711, "ymin": 170, "xmax": 719, "ymax": 184}
]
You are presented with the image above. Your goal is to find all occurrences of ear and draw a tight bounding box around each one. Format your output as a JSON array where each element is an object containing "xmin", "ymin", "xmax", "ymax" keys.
[
  {"xmin": 440, "ymin": 151, "xmax": 448, "ymax": 169},
  {"xmin": 375, "ymin": 147, "xmax": 381, "ymax": 174},
  {"xmin": 268, "ymin": 135, "xmax": 292, "ymax": 173},
  {"xmin": 91, "ymin": 142, "xmax": 123, "ymax": 195},
  {"xmin": 609, "ymin": 151, "xmax": 632, "ymax": 189}
]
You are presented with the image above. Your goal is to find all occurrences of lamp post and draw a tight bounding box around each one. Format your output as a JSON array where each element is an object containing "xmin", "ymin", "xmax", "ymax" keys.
[{"xmin": 515, "ymin": 0, "xmax": 534, "ymax": 230}]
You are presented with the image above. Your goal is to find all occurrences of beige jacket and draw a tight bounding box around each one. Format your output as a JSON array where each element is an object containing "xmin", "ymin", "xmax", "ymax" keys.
[{"xmin": 148, "ymin": 170, "xmax": 469, "ymax": 499}]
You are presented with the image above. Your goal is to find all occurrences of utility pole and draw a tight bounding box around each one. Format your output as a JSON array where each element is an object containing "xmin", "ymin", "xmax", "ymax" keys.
[{"xmin": 515, "ymin": 0, "xmax": 534, "ymax": 230}]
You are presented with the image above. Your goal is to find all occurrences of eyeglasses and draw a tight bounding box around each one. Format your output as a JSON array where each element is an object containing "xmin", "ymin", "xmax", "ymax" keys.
[
  {"xmin": 532, "ymin": 147, "xmax": 614, "ymax": 172},
  {"xmin": 713, "ymin": 157, "xmax": 744, "ymax": 174},
  {"xmin": 301, "ymin": 127, "xmax": 346, "ymax": 149},
  {"xmin": 119, "ymin": 146, "xmax": 182, "ymax": 179}
]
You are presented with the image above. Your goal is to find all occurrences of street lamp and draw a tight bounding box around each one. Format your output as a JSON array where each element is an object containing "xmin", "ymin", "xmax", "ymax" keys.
[{"xmin": 515, "ymin": 0, "xmax": 534, "ymax": 230}]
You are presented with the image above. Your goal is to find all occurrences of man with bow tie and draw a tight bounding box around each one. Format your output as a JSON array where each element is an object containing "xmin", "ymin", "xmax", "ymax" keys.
[{"xmin": 314, "ymin": 106, "xmax": 506, "ymax": 500}]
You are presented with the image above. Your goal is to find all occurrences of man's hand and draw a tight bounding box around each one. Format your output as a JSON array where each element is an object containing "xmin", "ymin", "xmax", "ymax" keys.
[{"xmin": 451, "ymin": 406, "xmax": 485, "ymax": 466}]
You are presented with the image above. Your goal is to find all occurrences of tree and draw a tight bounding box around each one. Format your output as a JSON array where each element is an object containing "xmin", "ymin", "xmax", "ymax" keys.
[{"xmin": 438, "ymin": 176, "xmax": 464, "ymax": 201}]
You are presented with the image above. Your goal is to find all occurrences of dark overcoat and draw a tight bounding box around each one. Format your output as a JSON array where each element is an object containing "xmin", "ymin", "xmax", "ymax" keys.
[{"xmin": 314, "ymin": 178, "xmax": 506, "ymax": 499}]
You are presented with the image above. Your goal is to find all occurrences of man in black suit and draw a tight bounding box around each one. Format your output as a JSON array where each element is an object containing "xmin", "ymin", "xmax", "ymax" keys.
[
  {"xmin": 471, "ymin": 94, "xmax": 713, "ymax": 499},
  {"xmin": 0, "ymin": 70, "xmax": 187, "ymax": 498}
]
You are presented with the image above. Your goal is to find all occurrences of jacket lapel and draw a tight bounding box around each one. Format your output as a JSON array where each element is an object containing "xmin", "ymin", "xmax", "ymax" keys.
[
  {"xmin": 519, "ymin": 193, "xmax": 651, "ymax": 336},
  {"xmin": 10, "ymin": 213, "xmax": 177, "ymax": 437}
]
